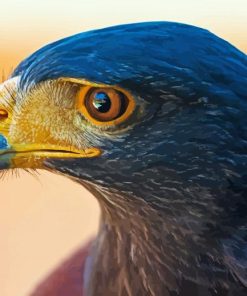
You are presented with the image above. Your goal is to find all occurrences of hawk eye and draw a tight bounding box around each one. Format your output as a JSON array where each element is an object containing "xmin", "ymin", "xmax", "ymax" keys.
[
  {"xmin": 76, "ymin": 84, "xmax": 135, "ymax": 126},
  {"xmin": 84, "ymin": 88, "xmax": 128, "ymax": 122}
]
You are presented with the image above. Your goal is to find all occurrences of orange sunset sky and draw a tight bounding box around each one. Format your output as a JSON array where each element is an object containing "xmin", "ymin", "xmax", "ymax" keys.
[{"xmin": 0, "ymin": 1, "xmax": 246, "ymax": 296}]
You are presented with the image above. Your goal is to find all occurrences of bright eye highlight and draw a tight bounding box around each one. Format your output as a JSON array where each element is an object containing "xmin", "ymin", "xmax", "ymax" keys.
[
  {"xmin": 92, "ymin": 92, "xmax": 111, "ymax": 112},
  {"xmin": 76, "ymin": 85, "xmax": 135, "ymax": 126}
]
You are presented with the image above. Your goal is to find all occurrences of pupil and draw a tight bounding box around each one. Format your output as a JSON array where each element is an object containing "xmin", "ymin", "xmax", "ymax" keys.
[{"xmin": 93, "ymin": 92, "xmax": 111, "ymax": 113}]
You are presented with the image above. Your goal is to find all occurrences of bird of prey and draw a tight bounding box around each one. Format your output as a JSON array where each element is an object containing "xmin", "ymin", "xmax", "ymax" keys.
[{"xmin": 0, "ymin": 21, "xmax": 247, "ymax": 296}]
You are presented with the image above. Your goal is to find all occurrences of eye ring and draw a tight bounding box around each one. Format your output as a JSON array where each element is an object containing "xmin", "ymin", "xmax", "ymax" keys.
[{"xmin": 76, "ymin": 85, "xmax": 135, "ymax": 126}]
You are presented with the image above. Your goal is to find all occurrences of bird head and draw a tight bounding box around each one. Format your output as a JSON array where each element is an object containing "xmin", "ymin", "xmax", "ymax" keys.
[
  {"xmin": 1, "ymin": 21, "xmax": 247, "ymax": 294},
  {"xmin": 0, "ymin": 21, "xmax": 247, "ymax": 225}
]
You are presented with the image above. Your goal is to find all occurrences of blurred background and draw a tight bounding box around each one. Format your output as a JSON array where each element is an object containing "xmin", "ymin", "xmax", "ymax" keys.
[{"xmin": 0, "ymin": 0, "xmax": 246, "ymax": 295}]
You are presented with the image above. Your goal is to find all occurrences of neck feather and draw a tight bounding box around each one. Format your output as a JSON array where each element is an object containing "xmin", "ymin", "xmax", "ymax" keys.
[{"xmin": 81, "ymin": 181, "xmax": 242, "ymax": 296}]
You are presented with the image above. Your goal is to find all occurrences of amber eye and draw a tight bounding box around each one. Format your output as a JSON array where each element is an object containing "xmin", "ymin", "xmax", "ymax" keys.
[
  {"xmin": 85, "ymin": 88, "xmax": 123, "ymax": 122},
  {"xmin": 84, "ymin": 88, "xmax": 128, "ymax": 122},
  {"xmin": 76, "ymin": 84, "xmax": 135, "ymax": 126}
]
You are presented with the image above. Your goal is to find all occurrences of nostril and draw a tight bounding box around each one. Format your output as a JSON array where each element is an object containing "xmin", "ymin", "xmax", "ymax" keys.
[{"xmin": 0, "ymin": 109, "xmax": 8, "ymax": 119}]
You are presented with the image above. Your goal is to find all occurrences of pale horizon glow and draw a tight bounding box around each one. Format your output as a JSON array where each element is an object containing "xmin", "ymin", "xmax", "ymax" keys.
[{"xmin": 1, "ymin": 0, "xmax": 246, "ymax": 70}]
